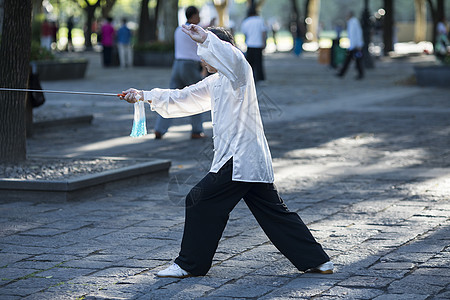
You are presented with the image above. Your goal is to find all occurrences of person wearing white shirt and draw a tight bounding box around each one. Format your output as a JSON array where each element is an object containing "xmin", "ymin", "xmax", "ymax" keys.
[
  {"xmin": 337, "ymin": 11, "xmax": 364, "ymax": 79},
  {"xmin": 121, "ymin": 25, "xmax": 333, "ymax": 278},
  {"xmin": 241, "ymin": 5, "xmax": 267, "ymax": 82},
  {"xmin": 153, "ymin": 6, "xmax": 206, "ymax": 140}
]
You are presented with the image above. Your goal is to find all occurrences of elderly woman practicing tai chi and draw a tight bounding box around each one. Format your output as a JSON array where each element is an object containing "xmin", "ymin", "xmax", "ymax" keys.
[{"xmin": 120, "ymin": 24, "xmax": 333, "ymax": 278}]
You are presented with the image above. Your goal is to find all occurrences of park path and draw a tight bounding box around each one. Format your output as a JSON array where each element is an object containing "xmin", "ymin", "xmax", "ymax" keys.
[{"xmin": 0, "ymin": 50, "xmax": 449, "ymax": 299}]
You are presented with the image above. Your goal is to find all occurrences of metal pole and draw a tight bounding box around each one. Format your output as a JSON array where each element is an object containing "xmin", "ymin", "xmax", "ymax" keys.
[{"xmin": 0, "ymin": 88, "xmax": 122, "ymax": 97}]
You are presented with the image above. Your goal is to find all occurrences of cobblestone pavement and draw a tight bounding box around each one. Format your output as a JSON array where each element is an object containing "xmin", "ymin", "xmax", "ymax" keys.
[{"xmin": 1, "ymin": 50, "xmax": 449, "ymax": 299}]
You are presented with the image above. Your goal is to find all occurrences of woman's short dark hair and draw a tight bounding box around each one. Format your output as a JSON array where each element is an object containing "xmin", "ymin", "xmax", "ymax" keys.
[
  {"xmin": 207, "ymin": 27, "xmax": 235, "ymax": 46},
  {"xmin": 185, "ymin": 6, "xmax": 199, "ymax": 20}
]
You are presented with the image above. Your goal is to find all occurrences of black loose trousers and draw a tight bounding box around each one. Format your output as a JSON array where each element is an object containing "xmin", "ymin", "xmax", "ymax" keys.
[
  {"xmin": 338, "ymin": 49, "xmax": 364, "ymax": 78},
  {"xmin": 174, "ymin": 159, "xmax": 330, "ymax": 276},
  {"xmin": 246, "ymin": 47, "xmax": 265, "ymax": 82}
]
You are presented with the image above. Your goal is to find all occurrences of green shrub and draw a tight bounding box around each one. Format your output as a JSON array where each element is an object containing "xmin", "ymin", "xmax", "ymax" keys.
[
  {"xmin": 134, "ymin": 41, "xmax": 174, "ymax": 52},
  {"xmin": 30, "ymin": 40, "xmax": 54, "ymax": 61},
  {"xmin": 31, "ymin": 14, "xmax": 45, "ymax": 44}
]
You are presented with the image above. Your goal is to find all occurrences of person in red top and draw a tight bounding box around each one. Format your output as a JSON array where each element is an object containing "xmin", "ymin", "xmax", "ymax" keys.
[
  {"xmin": 101, "ymin": 17, "xmax": 115, "ymax": 67},
  {"xmin": 41, "ymin": 19, "xmax": 52, "ymax": 50}
]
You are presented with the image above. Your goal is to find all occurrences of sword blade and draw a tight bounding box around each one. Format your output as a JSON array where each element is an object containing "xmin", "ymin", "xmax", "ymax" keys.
[{"xmin": 0, "ymin": 88, "xmax": 121, "ymax": 97}]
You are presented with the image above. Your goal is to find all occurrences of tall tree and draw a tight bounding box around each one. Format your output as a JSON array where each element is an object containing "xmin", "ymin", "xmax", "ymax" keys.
[
  {"xmin": 32, "ymin": 0, "xmax": 43, "ymax": 17},
  {"xmin": 214, "ymin": 0, "xmax": 228, "ymax": 27},
  {"xmin": 159, "ymin": 0, "xmax": 177, "ymax": 44},
  {"xmin": 289, "ymin": 0, "xmax": 310, "ymax": 40},
  {"xmin": 382, "ymin": 0, "xmax": 394, "ymax": 55},
  {"xmin": 138, "ymin": 0, "xmax": 151, "ymax": 43},
  {"xmin": 289, "ymin": 0, "xmax": 306, "ymax": 40},
  {"xmin": 303, "ymin": 0, "xmax": 311, "ymax": 22},
  {"xmin": 101, "ymin": 0, "xmax": 117, "ymax": 19},
  {"xmin": 0, "ymin": 0, "xmax": 32, "ymax": 163},
  {"xmin": 0, "ymin": 0, "xmax": 4, "ymax": 35},
  {"xmin": 138, "ymin": 0, "xmax": 160, "ymax": 43},
  {"xmin": 290, "ymin": 0, "xmax": 300, "ymax": 24},
  {"xmin": 361, "ymin": 0, "xmax": 374, "ymax": 68},
  {"xmin": 427, "ymin": 0, "xmax": 446, "ymax": 46},
  {"xmin": 77, "ymin": 0, "xmax": 101, "ymax": 49},
  {"xmin": 72, "ymin": 0, "xmax": 117, "ymax": 49}
]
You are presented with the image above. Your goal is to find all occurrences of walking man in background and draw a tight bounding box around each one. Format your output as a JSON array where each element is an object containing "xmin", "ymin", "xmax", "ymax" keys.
[
  {"xmin": 66, "ymin": 16, "xmax": 74, "ymax": 52},
  {"xmin": 241, "ymin": 5, "xmax": 267, "ymax": 83},
  {"xmin": 153, "ymin": 6, "xmax": 206, "ymax": 140},
  {"xmin": 117, "ymin": 18, "xmax": 133, "ymax": 68},
  {"xmin": 337, "ymin": 11, "xmax": 364, "ymax": 79}
]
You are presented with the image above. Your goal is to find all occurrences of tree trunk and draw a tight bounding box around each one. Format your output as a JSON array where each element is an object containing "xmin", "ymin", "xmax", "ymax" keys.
[
  {"xmin": 290, "ymin": 0, "xmax": 305, "ymax": 39},
  {"xmin": 149, "ymin": 0, "xmax": 161, "ymax": 41},
  {"xmin": 214, "ymin": 0, "xmax": 229, "ymax": 27},
  {"xmin": 383, "ymin": 0, "xmax": 394, "ymax": 55},
  {"xmin": 101, "ymin": 0, "xmax": 117, "ymax": 19},
  {"xmin": 0, "ymin": 0, "xmax": 32, "ymax": 163},
  {"xmin": 307, "ymin": 0, "xmax": 320, "ymax": 41},
  {"xmin": 427, "ymin": 0, "xmax": 446, "ymax": 47},
  {"xmin": 290, "ymin": 0, "xmax": 300, "ymax": 22},
  {"xmin": 436, "ymin": 0, "xmax": 444, "ymax": 22},
  {"xmin": 362, "ymin": 0, "xmax": 374, "ymax": 68},
  {"xmin": 304, "ymin": 0, "xmax": 310, "ymax": 38},
  {"xmin": 138, "ymin": 0, "xmax": 151, "ymax": 43},
  {"xmin": 159, "ymin": 0, "xmax": 177, "ymax": 44},
  {"xmin": 84, "ymin": 1, "xmax": 100, "ymax": 49},
  {"xmin": 415, "ymin": 0, "xmax": 427, "ymax": 42},
  {"xmin": 290, "ymin": 0, "xmax": 300, "ymax": 29},
  {"xmin": 32, "ymin": 0, "xmax": 42, "ymax": 17},
  {"xmin": 0, "ymin": 0, "xmax": 4, "ymax": 36}
]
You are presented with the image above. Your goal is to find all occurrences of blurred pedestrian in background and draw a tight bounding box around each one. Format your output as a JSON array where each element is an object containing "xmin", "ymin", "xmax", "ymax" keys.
[
  {"xmin": 66, "ymin": 16, "xmax": 74, "ymax": 51},
  {"xmin": 117, "ymin": 18, "xmax": 133, "ymax": 68},
  {"xmin": 41, "ymin": 19, "xmax": 52, "ymax": 50},
  {"xmin": 292, "ymin": 20, "xmax": 305, "ymax": 57},
  {"xmin": 241, "ymin": 5, "xmax": 267, "ymax": 83},
  {"xmin": 154, "ymin": 6, "xmax": 206, "ymax": 140},
  {"xmin": 101, "ymin": 17, "xmax": 115, "ymax": 67},
  {"xmin": 336, "ymin": 11, "xmax": 364, "ymax": 80},
  {"xmin": 435, "ymin": 17, "xmax": 449, "ymax": 60}
]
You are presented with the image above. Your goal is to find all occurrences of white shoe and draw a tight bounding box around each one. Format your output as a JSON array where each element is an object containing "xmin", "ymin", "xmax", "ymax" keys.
[
  {"xmin": 309, "ymin": 261, "xmax": 334, "ymax": 274},
  {"xmin": 156, "ymin": 263, "xmax": 192, "ymax": 278}
]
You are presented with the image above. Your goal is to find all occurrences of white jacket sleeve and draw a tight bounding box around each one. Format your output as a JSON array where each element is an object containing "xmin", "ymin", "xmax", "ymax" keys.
[
  {"xmin": 143, "ymin": 75, "xmax": 214, "ymax": 118},
  {"xmin": 197, "ymin": 32, "xmax": 249, "ymax": 90}
]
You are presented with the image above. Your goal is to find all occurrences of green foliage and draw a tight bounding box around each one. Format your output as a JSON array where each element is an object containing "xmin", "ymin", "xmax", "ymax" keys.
[
  {"xmin": 179, "ymin": 0, "xmax": 209, "ymax": 7},
  {"xmin": 134, "ymin": 41, "xmax": 174, "ymax": 52},
  {"xmin": 30, "ymin": 41, "xmax": 55, "ymax": 61},
  {"xmin": 31, "ymin": 14, "xmax": 46, "ymax": 44},
  {"xmin": 443, "ymin": 54, "xmax": 450, "ymax": 65},
  {"xmin": 77, "ymin": 0, "xmax": 100, "ymax": 8}
]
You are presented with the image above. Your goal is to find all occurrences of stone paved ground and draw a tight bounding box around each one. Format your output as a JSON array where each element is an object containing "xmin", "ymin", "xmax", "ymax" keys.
[{"xmin": 0, "ymin": 50, "xmax": 449, "ymax": 299}]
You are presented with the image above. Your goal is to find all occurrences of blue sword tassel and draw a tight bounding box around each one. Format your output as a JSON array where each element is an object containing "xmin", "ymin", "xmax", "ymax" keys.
[{"xmin": 130, "ymin": 101, "xmax": 147, "ymax": 137}]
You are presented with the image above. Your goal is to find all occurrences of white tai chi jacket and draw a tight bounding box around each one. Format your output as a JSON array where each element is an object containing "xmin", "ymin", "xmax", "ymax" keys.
[{"xmin": 143, "ymin": 32, "xmax": 274, "ymax": 183}]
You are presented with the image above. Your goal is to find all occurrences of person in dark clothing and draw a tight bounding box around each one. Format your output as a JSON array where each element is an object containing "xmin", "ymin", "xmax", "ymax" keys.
[{"xmin": 241, "ymin": 6, "xmax": 267, "ymax": 82}]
